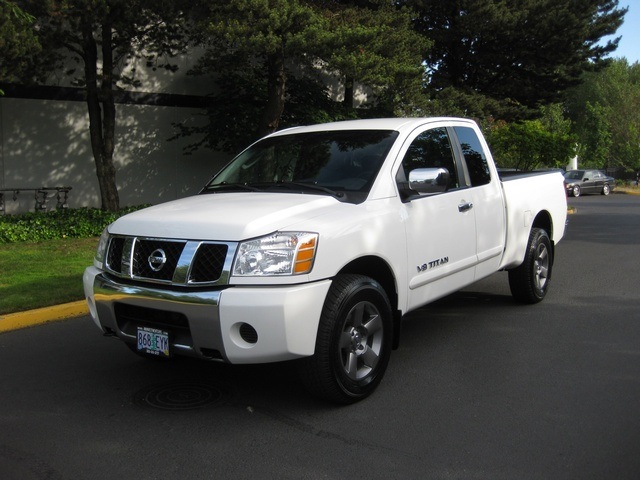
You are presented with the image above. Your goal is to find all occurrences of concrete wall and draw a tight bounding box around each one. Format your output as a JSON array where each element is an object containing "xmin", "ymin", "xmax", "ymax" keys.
[
  {"xmin": 0, "ymin": 96, "xmax": 230, "ymax": 214},
  {"xmin": 0, "ymin": 45, "xmax": 234, "ymax": 214}
]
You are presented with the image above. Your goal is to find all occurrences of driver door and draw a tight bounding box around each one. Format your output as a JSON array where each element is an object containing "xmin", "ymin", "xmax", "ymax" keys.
[{"xmin": 397, "ymin": 126, "xmax": 477, "ymax": 310}]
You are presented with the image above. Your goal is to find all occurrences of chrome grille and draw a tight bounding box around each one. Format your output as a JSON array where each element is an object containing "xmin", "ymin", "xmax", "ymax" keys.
[
  {"xmin": 189, "ymin": 243, "xmax": 228, "ymax": 283},
  {"xmin": 106, "ymin": 237, "xmax": 125, "ymax": 272},
  {"xmin": 104, "ymin": 235, "xmax": 235, "ymax": 286},
  {"xmin": 132, "ymin": 239, "xmax": 185, "ymax": 281}
]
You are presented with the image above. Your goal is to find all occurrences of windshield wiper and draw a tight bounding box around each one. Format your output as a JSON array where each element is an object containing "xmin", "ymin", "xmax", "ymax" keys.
[
  {"xmin": 203, "ymin": 182, "xmax": 263, "ymax": 193},
  {"xmin": 265, "ymin": 181, "xmax": 344, "ymax": 198}
]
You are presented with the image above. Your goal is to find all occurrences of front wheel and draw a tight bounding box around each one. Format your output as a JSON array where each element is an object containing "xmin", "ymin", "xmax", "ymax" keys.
[
  {"xmin": 508, "ymin": 228, "xmax": 553, "ymax": 304},
  {"xmin": 298, "ymin": 274, "xmax": 392, "ymax": 404},
  {"xmin": 572, "ymin": 185, "xmax": 581, "ymax": 197}
]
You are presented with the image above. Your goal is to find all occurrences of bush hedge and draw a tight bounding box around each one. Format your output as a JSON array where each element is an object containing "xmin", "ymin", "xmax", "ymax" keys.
[{"xmin": 0, "ymin": 206, "xmax": 149, "ymax": 243}]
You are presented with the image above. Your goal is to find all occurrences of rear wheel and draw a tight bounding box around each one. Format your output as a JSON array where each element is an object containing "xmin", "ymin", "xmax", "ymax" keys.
[
  {"xmin": 508, "ymin": 228, "xmax": 553, "ymax": 304},
  {"xmin": 602, "ymin": 183, "xmax": 610, "ymax": 195},
  {"xmin": 298, "ymin": 274, "xmax": 392, "ymax": 404}
]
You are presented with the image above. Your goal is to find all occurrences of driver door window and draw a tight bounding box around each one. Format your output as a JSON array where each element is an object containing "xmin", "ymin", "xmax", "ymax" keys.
[{"xmin": 397, "ymin": 127, "xmax": 459, "ymax": 191}]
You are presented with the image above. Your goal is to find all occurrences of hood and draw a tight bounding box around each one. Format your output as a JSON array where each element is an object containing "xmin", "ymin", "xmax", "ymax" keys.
[{"xmin": 108, "ymin": 193, "xmax": 344, "ymax": 240}]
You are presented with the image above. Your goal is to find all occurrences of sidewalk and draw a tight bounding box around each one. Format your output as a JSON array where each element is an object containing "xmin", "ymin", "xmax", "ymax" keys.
[{"xmin": 0, "ymin": 301, "xmax": 88, "ymax": 333}]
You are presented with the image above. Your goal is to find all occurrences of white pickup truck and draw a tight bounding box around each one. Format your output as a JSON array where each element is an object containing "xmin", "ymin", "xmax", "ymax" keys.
[{"xmin": 83, "ymin": 117, "xmax": 567, "ymax": 403}]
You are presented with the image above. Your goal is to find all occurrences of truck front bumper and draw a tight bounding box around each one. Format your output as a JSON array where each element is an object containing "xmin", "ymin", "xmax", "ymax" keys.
[{"xmin": 83, "ymin": 267, "xmax": 331, "ymax": 363}]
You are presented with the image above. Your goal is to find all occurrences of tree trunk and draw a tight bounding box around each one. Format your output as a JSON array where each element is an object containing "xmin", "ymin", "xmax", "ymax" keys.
[
  {"xmin": 81, "ymin": 18, "xmax": 120, "ymax": 211},
  {"xmin": 343, "ymin": 75, "xmax": 354, "ymax": 110},
  {"xmin": 257, "ymin": 48, "xmax": 286, "ymax": 138}
]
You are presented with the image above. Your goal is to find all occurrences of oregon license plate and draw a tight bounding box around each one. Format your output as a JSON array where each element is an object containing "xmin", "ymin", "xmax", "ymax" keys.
[{"xmin": 137, "ymin": 326, "xmax": 170, "ymax": 357}]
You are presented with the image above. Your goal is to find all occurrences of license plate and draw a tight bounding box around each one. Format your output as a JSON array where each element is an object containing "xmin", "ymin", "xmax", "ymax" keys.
[{"xmin": 137, "ymin": 326, "xmax": 170, "ymax": 357}]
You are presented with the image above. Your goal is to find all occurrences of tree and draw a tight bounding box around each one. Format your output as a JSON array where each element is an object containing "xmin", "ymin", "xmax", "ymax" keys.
[
  {"xmin": 184, "ymin": 0, "xmax": 428, "ymax": 153},
  {"xmin": 0, "ymin": 0, "xmax": 40, "ymax": 92},
  {"xmin": 22, "ymin": 0, "xmax": 189, "ymax": 211},
  {"xmin": 319, "ymin": 1, "xmax": 429, "ymax": 113},
  {"xmin": 486, "ymin": 105, "xmax": 576, "ymax": 170},
  {"xmin": 192, "ymin": 0, "xmax": 325, "ymax": 141},
  {"xmin": 565, "ymin": 59, "xmax": 640, "ymax": 171},
  {"xmin": 408, "ymin": 0, "xmax": 627, "ymax": 121}
]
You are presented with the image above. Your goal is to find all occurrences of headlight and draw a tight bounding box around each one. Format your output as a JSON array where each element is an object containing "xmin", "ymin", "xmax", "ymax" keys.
[
  {"xmin": 233, "ymin": 232, "xmax": 318, "ymax": 276},
  {"xmin": 94, "ymin": 227, "xmax": 110, "ymax": 268}
]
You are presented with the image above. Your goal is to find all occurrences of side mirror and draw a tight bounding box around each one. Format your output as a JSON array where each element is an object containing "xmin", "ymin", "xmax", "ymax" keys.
[{"xmin": 408, "ymin": 168, "xmax": 450, "ymax": 195}]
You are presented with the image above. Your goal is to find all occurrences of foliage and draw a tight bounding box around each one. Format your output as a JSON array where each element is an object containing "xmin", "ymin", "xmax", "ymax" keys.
[
  {"xmin": 179, "ymin": 0, "xmax": 428, "ymax": 153},
  {"xmin": 0, "ymin": 206, "xmax": 147, "ymax": 243},
  {"xmin": 174, "ymin": 66, "xmax": 358, "ymax": 154},
  {"xmin": 486, "ymin": 105, "xmax": 577, "ymax": 170},
  {"xmin": 20, "ymin": 0, "xmax": 191, "ymax": 211},
  {"xmin": 191, "ymin": 0, "xmax": 327, "ymax": 139},
  {"xmin": 418, "ymin": 87, "xmax": 524, "ymax": 122},
  {"xmin": 319, "ymin": 1, "xmax": 430, "ymax": 110},
  {"xmin": 409, "ymin": 0, "xmax": 627, "ymax": 122},
  {"xmin": 0, "ymin": 0, "xmax": 41, "ymax": 91},
  {"xmin": 565, "ymin": 59, "xmax": 640, "ymax": 171}
]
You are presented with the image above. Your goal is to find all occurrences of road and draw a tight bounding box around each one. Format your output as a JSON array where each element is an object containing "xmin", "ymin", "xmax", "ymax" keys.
[{"xmin": 1, "ymin": 194, "xmax": 639, "ymax": 479}]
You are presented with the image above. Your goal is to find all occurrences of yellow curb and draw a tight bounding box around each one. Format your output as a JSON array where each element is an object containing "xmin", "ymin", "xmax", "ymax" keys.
[{"xmin": 0, "ymin": 301, "xmax": 88, "ymax": 333}]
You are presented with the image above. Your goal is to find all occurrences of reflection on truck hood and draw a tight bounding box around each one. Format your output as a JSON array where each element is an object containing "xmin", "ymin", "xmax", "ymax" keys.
[{"xmin": 108, "ymin": 193, "xmax": 342, "ymax": 240}]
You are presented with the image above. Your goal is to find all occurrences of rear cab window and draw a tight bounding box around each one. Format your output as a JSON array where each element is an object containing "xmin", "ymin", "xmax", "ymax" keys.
[{"xmin": 452, "ymin": 126, "xmax": 492, "ymax": 187}]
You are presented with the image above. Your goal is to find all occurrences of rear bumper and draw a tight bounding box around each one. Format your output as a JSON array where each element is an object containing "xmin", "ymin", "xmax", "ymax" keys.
[{"xmin": 83, "ymin": 267, "xmax": 331, "ymax": 363}]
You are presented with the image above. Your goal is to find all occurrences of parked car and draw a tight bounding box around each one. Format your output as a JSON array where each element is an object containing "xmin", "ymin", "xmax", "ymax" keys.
[{"xmin": 564, "ymin": 169, "xmax": 615, "ymax": 197}]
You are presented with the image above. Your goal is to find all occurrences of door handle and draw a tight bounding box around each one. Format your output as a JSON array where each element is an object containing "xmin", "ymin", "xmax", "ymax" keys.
[{"xmin": 458, "ymin": 202, "xmax": 473, "ymax": 212}]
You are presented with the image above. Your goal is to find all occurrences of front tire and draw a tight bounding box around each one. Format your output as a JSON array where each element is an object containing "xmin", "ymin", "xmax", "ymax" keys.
[
  {"xmin": 508, "ymin": 228, "xmax": 553, "ymax": 304},
  {"xmin": 298, "ymin": 274, "xmax": 392, "ymax": 404},
  {"xmin": 572, "ymin": 185, "xmax": 581, "ymax": 197}
]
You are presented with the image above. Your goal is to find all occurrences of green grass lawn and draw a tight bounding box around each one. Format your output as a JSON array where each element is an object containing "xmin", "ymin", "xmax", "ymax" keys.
[{"xmin": 0, "ymin": 237, "xmax": 98, "ymax": 315}]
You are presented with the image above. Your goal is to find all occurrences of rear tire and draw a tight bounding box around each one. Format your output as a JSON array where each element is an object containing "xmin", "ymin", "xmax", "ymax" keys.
[
  {"xmin": 602, "ymin": 184, "xmax": 610, "ymax": 195},
  {"xmin": 298, "ymin": 274, "xmax": 392, "ymax": 404},
  {"xmin": 508, "ymin": 228, "xmax": 553, "ymax": 304}
]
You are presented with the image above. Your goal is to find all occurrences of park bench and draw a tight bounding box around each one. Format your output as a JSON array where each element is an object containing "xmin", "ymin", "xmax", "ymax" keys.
[{"xmin": 0, "ymin": 187, "xmax": 72, "ymax": 215}]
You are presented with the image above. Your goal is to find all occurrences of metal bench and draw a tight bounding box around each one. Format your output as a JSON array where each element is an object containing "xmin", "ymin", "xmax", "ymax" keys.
[{"xmin": 0, "ymin": 187, "xmax": 72, "ymax": 214}]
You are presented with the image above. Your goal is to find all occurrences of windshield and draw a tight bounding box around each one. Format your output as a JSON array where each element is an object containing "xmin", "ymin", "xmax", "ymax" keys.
[{"xmin": 205, "ymin": 130, "xmax": 398, "ymax": 198}]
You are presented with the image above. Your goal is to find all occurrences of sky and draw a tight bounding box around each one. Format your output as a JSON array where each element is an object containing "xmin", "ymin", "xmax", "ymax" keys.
[{"xmin": 605, "ymin": 3, "xmax": 640, "ymax": 63}]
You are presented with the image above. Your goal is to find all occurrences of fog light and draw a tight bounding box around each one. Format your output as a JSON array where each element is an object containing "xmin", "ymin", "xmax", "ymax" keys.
[{"xmin": 239, "ymin": 323, "xmax": 258, "ymax": 344}]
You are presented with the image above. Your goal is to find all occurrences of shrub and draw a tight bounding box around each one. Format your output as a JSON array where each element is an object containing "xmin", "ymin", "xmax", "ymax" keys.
[{"xmin": 0, "ymin": 206, "xmax": 149, "ymax": 243}]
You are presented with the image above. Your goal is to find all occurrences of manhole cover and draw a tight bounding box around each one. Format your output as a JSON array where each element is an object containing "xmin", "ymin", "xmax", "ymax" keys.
[{"xmin": 133, "ymin": 381, "xmax": 227, "ymax": 411}]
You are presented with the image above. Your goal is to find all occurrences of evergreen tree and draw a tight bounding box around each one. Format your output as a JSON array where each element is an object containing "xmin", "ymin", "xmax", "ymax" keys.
[
  {"xmin": 0, "ymin": 0, "xmax": 40, "ymax": 92},
  {"xmin": 191, "ymin": 0, "xmax": 325, "ymax": 141},
  {"xmin": 408, "ymin": 0, "xmax": 626, "ymax": 121},
  {"xmin": 186, "ymin": 0, "xmax": 428, "ymax": 152},
  {"xmin": 319, "ymin": 0, "xmax": 429, "ymax": 113}
]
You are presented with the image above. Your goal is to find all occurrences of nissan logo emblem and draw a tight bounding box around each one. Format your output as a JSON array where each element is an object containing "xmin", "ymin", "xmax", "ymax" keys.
[{"xmin": 148, "ymin": 248, "xmax": 167, "ymax": 272}]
